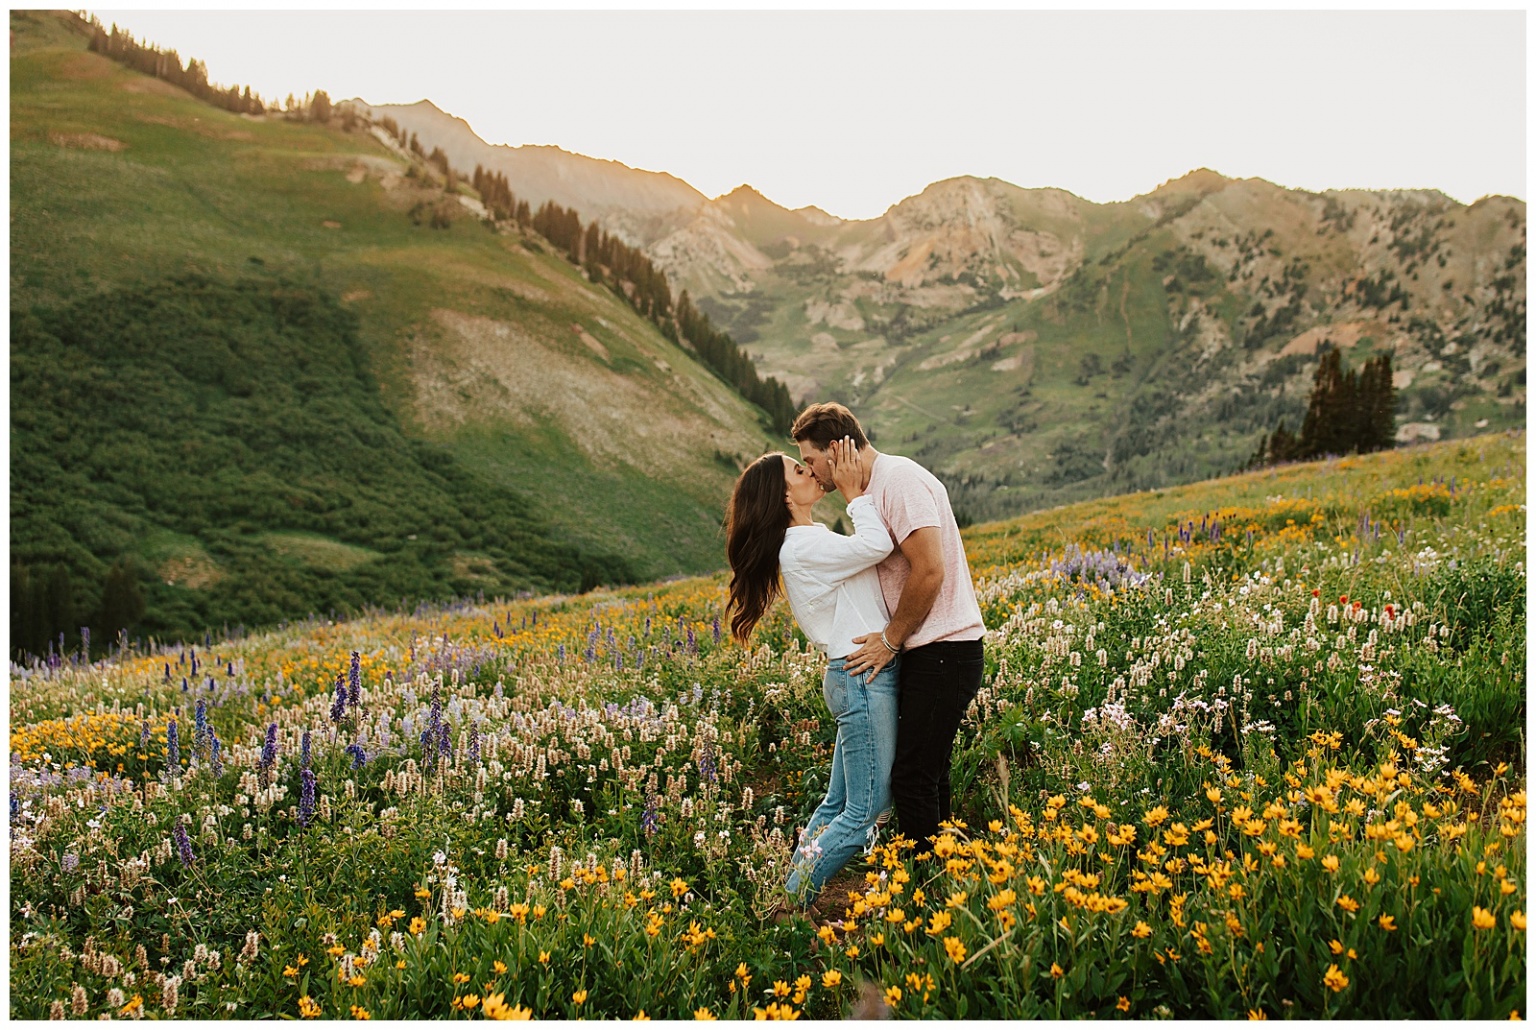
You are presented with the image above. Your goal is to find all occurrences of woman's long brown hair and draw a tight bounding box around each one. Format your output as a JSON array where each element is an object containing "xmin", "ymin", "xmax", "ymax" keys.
[{"xmin": 725, "ymin": 453, "xmax": 793, "ymax": 644}]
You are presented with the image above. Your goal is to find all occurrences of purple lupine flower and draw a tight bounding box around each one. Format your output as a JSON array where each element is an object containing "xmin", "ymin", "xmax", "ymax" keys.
[
  {"xmin": 194, "ymin": 700, "xmax": 209, "ymax": 758},
  {"xmin": 301, "ymin": 730, "xmax": 312, "ymax": 770},
  {"xmin": 330, "ymin": 675, "xmax": 347, "ymax": 724},
  {"xmin": 181, "ymin": 677, "xmax": 189, "ymax": 693},
  {"xmin": 421, "ymin": 682, "xmax": 443, "ymax": 764},
  {"xmin": 557, "ymin": 643, "xmax": 566, "ymax": 663},
  {"xmin": 190, "ymin": 648, "xmax": 198, "ymax": 676},
  {"xmin": 686, "ymin": 625, "xmax": 697, "ymax": 654},
  {"xmin": 640, "ymin": 794, "xmax": 661, "ymax": 837},
  {"xmin": 210, "ymin": 733, "xmax": 223, "ymax": 776},
  {"xmin": 347, "ymin": 651, "xmax": 362, "ymax": 712},
  {"xmin": 298, "ymin": 768, "xmax": 316, "ymax": 828},
  {"xmin": 140, "ymin": 719, "xmax": 151, "ymax": 751},
  {"xmin": 712, "ymin": 616, "xmax": 721, "ymax": 645},
  {"xmin": 172, "ymin": 821, "xmax": 195, "ymax": 866},
  {"xmin": 468, "ymin": 722, "xmax": 481, "ymax": 766},
  {"xmin": 9, "ymin": 794, "xmax": 19, "ymax": 822},
  {"xmin": 79, "ymin": 626, "xmax": 90, "ymax": 664},
  {"xmin": 62, "ymin": 852, "xmax": 80, "ymax": 874},
  {"xmin": 345, "ymin": 742, "xmax": 367, "ymax": 769},
  {"xmin": 166, "ymin": 718, "xmax": 180, "ymax": 770},
  {"xmin": 438, "ymin": 721, "xmax": 452, "ymax": 760},
  {"xmin": 164, "ymin": 662, "xmax": 171, "ymax": 681},
  {"xmin": 697, "ymin": 745, "xmax": 717, "ymax": 784},
  {"xmin": 259, "ymin": 723, "xmax": 278, "ymax": 772}
]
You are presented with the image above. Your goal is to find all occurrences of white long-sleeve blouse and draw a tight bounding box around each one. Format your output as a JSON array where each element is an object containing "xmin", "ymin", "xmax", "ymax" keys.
[{"xmin": 778, "ymin": 495, "xmax": 894, "ymax": 659}]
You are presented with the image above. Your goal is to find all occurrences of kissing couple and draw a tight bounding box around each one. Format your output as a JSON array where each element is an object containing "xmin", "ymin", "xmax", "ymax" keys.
[{"xmin": 725, "ymin": 402, "xmax": 987, "ymax": 914}]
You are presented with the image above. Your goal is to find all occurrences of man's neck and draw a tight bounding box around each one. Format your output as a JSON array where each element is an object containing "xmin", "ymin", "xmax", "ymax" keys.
[{"xmin": 860, "ymin": 447, "xmax": 881, "ymax": 493}]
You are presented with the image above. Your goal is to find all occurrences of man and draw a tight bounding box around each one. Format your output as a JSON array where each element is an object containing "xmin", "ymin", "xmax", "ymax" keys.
[{"xmin": 791, "ymin": 402, "xmax": 986, "ymax": 855}]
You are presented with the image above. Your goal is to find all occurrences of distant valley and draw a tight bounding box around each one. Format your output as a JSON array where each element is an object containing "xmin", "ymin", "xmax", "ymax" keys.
[{"xmin": 371, "ymin": 100, "xmax": 1526, "ymax": 521}]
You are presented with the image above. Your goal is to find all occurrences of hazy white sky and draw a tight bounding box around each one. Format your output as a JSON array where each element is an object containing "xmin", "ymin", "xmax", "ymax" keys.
[{"xmin": 92, "ymin": 8, "xmax": 1525, "ymax": 220}]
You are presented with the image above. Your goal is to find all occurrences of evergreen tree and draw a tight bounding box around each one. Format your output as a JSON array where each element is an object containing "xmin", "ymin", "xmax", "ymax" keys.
[
  {"xmin": 1366, "ymin": 354, "xmax": 1398, "ymax": 451},
  {"xmin": 96, "ymin": 558, "xmax": 146, "ymax": 649},
  {"xmin": 1258, "ymin": 349, "xmax": 1396, "ymax": 467},
  {"xmin": 1298, "ymin": 348, "xmax": 1346, "ymax": 457},
  {"xmin": 44, "ymin": 563, "xmax": 74, "ymax": 656}
]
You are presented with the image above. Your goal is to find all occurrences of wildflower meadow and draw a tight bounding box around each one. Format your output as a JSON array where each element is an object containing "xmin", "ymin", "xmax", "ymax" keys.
[{"xmin": 9, "ymin": 434, "xmax": 1526, "ymax": 1019}]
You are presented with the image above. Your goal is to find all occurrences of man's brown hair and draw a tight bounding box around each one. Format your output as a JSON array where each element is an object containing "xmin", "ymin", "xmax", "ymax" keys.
[{"xmin": 790, "ymin": 402, "xmax": 868, "ymax": 450}]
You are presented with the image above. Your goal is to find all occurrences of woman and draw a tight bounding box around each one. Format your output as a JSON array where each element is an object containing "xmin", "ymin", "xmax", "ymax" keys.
[{"xmin": 725, "ymin": 437, "xmax": 897, "ymax": 912}]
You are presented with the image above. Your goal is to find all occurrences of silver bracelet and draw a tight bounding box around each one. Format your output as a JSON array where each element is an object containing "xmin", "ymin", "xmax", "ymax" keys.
[{"xmin": 879, "ymin": 629, "xmax": 900, "ymax": 654}]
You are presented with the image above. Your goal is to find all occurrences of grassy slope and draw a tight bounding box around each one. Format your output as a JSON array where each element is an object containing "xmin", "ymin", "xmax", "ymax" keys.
[{"xmin": 9, "ymin": 17, "xmax": 781, "ymax": 598}]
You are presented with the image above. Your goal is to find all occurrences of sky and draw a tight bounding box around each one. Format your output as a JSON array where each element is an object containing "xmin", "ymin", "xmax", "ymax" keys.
[{"xmin": 81, "ymin": 9, "xmax": 1527, "ymax": 220}]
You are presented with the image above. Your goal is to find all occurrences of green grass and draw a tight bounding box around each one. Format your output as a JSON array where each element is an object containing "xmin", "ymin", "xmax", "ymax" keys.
[{"xmin": 260, "ymin": 533, "xmax": 384, "ymax": 573}]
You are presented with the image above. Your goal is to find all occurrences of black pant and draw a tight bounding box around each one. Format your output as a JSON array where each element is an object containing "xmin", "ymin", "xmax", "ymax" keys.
[{"xmin": 890, "ymin": 638, "xmax": 985, "ymax": 854}]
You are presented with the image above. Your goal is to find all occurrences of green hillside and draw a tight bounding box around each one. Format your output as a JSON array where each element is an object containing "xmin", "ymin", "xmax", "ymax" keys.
[{"xmin": 8, "ymin": 11, "xmax": 780, "ymax": 653}]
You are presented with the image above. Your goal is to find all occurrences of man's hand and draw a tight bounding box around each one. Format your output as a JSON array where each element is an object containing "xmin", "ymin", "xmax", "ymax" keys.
[
  {"xmin": 845, "ymin": 527, "xmax": 946, "ymax": 679},
  {"xmin": 845, "ymin": 630, "xmax": 897, "ymax": 679}
]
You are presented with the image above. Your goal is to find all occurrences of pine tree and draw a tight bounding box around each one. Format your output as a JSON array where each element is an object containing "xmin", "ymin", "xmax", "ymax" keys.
[
  {"xmin": 44, "ymin": 563, "xmax": 73, "ymax": 655},
  {"xmin": 1367, "ymin": 354, "xmax": 1397, "ymax": 452},
  {"xmin": 96, "ymin": 558, "xmax": 145, "ymax": 648},
  {"xmin": 1298, "ymin": 348, "xmax": 1345, "ymax": 457}
]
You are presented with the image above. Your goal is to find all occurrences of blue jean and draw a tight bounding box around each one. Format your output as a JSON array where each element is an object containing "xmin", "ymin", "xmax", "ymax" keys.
[{"xmin": 785, "ymin": 656, "xmax": 900, "ymax": 906}]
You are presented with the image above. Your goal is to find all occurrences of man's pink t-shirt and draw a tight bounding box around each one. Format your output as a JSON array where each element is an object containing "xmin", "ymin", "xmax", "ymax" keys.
[{"xmin": 865, "ymin": 453, "xmax": 986, "ymax": 649}]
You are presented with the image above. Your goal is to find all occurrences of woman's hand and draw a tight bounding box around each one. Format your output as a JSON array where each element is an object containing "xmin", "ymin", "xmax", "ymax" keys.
[{"xmin": 828, "ymin": 436, "xmax": 865, "ymax": 500}]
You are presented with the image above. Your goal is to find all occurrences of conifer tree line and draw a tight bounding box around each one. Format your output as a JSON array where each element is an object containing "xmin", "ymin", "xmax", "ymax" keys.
[
  {"xmin": 11, "ymin": 559, "xmax": 144, "ymax": 661},
  {"xmin": 471, "ymin": 166, "xmax": 531, "ymax": 226},
  {"xmin": 1252, "ymin": 349, "xmax": 1396, "ymax": 466},
  {"xmin": 674, "ymin": 292, "xmax": 797, "ymax": 432},
  {"xmin": 86, "ymin": 18, "xmax": 267, "ymax": 116},
  {"xmin": 502, "ymin": 193, "xmax": 794, "ymax": 431}
]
